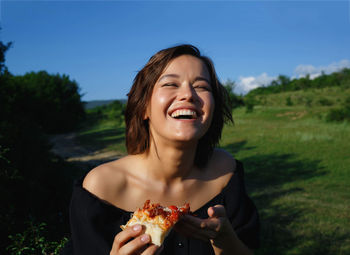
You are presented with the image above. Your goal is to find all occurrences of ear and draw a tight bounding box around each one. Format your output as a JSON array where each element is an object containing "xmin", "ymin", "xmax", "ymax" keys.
[{"xmin": 143, "ymin": 108, "xmax": 149, "ymax": 120}]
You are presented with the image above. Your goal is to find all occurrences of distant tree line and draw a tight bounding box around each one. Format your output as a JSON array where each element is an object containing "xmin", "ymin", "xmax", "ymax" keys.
[
  {"xmin": 240, "ymin": 69, "xmax": 350, "ymax": 118},
  {"xmin": 84, "ymin": 99, "xmax": 127, "ymax": 110},
  {"xmin": 247, "ymin": 69, "xmax": 350, "ymax": 96},
  {"xmin": 86, "ymin": 100, "xmax": 125, "ymax": 126},
  {"xmin": 0, "ymin": 41, "xmax": 85, "ymax": 254}
]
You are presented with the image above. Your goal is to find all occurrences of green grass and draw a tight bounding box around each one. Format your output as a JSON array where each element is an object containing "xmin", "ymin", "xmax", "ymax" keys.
[
  {"xmin": 220, "ymin": 106, "xmax": 350, "ymax": 255},
  {"xmin": 253, "ymin": 86, "xmax": 350, "ymax": 108},
  {"xmin": 75, "ymin": 89, "xmax": 350, "ymax": 254},
  {"xmin": 76, "ymin": 117, "xmax": 126, "ymax": 154}
]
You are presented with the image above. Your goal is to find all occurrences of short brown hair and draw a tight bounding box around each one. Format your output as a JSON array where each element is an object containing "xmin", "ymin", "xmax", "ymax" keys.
[{"xmin": 125, "ymin": 44, "xmax": 233, "ymax": 167}]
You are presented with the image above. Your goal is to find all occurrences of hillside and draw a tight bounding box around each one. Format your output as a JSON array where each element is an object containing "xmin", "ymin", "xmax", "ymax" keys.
[
  {"xmin": 246, "ymin": 68, "xmax": 350, "ymax": 96},
  {"xmin": 220, "ymin": 102, "xmax": 350, "ymax": 254},
  {"xmin": 221, "ymin": 87, "xmax": 350, "ymax": 254}
]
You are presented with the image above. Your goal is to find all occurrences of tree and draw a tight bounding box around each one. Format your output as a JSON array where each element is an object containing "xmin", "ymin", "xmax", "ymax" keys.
[
  {"xmin": 10, "ymin": 71, "xmax": 85, "ymax": 133},
  {"xmin": 277, "ymin": 75, "xmax": 290, "ymax": 91},
  {"xmin": 0, "ymin": 41, "xmax": 12, "ymax": 74},
  {"xmin": 0, "ymin": 40, "xmax": 84, "ymax": 253},
  {"xmin": 223, "ymin": 79, "xmax": 244, "ymax": 110}
]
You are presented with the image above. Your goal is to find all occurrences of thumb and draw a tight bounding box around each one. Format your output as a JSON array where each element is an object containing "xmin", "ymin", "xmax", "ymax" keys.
[{"xmin": 207, "ymin": 205, "xmax": 226, "ymax": 218}]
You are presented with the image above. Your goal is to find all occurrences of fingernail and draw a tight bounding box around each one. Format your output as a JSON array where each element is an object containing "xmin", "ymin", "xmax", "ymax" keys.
[
  {"xmin": 133, "ymin": 225, "xmax": 141, "ymax": 231},
  {"xmin": 141, "ymin": 234, "xmax": 150, "ymax": 243}
]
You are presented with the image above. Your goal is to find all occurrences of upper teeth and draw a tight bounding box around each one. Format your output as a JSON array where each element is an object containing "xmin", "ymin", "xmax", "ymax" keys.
[{"xmin": 171, "ymin": 109, "xmax": 197, "ymax": 118}]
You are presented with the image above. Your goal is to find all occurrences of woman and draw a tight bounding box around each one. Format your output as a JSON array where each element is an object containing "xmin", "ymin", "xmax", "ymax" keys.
[{"xmin": 66, "ymin": 44, "xmax": 259, "ymax": 255}]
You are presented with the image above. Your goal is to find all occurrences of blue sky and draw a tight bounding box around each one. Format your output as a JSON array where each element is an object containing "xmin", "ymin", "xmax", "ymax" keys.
[{"xmin": 1, "ymin": 1, "xmax": 350, "ymax": 100}]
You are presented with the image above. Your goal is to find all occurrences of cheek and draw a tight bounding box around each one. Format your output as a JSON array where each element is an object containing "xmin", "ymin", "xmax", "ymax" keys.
[
  {"xmin": 158, "ymin": 94, "xmax": 168, "ymax": 105},
  {"xmin": 204, "ymin": 94, "xmax": 215, "ymax": 115},
  {"xmin": 205, "ymin": 96, "xmax": 215, "ymax": 128},
  {"xmin": 149, "ymin": 91, "xmax": 170, "ymax": 115}
]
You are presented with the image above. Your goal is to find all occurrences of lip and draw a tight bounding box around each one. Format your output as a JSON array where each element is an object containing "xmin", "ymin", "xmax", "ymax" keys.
[{"xmin": 168, "ymin": 106, "xmax": 202, "ymax": 118}]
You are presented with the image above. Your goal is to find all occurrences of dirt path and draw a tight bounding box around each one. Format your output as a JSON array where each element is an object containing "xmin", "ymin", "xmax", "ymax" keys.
[{"xmin": 50, "ymin": 133, "xmax": 122, "ymax": 167}]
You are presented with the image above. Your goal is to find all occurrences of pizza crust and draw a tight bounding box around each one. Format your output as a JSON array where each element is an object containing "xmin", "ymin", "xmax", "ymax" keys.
[
  {"xmin": 121, "ymin": 216, "xmax": 169, "ymax": 246},
  {"xmin": 120, "ymin": 200, "xmax": 190, "ymax": 246}
]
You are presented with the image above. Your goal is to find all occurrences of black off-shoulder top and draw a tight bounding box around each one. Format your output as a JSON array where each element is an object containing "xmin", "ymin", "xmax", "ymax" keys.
[{"xmin": 61, "ymin": 160, "xmax": 260, "ymax": 255}]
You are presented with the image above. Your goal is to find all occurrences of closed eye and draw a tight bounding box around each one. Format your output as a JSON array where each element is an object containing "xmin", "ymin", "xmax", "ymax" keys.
[
  {"xmin": 162, "ymin": 83, "xmax": 178, "ymax": 88},
  {"xmin": 194, "ymin": 85, "xmax": 212, "ymax": 92}
]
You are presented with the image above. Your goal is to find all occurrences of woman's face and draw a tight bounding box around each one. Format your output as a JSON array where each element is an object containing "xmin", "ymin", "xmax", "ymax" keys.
[{"xmin": 145, "ymin": 55, "xmax": 215, "ymax": 145}]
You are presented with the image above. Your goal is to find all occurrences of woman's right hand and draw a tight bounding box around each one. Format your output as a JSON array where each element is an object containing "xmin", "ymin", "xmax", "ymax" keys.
[{"xmin": 110, "ymin": 224, "xmax": 162, "ymax": 255}]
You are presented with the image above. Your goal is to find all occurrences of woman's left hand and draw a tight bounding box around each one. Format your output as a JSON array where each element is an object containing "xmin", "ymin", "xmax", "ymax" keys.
[
  {"xmin": 175, "ymin": 205, "xmax": 253, "ymax": 255},
  {"xmin": 175, "ymin": 205, "xmax": 236, "ymax": 248}
]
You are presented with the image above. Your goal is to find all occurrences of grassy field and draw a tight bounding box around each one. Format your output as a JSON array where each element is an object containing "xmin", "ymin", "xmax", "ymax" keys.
[
  {"xmin": 76, "ymin": 88, "xmax": 350, "ymax": 254},
  {"xmin": 222, "ymin": 106, "xmax": 350, "ymax": 255}
]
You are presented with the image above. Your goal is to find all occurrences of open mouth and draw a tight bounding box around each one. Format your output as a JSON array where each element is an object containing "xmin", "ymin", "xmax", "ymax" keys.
[{"xmin": 170, "ymin": 109, "xmax": 198, "ymax": 120}]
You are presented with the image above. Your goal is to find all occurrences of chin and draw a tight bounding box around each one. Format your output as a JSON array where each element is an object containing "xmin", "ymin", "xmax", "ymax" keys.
[{"xmin": 172, "ymin": 131, "xmax": 206, "ymax": 143}]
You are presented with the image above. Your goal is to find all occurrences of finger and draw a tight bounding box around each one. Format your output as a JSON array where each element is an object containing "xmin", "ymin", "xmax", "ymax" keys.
[
  {"xmin": 176, "ymin": 223, "xmax": 208, "ymax": 241},
  {"xmin": 111, "ymin": 224, "xmax": 143, "ymax": 253},
  {"xmin": 154, "ymin": 245, "xmax": 164, "ymax": 255},
  {"xmin": 207, "ymin": 205, "xmax": 226, "ymax": 218},
  {"xmin": 175, "ymin": 220, "xmax": 218, "ymax": 240},
  {"xmin": 181, "ymin": 214, "xmax": 204, "ymax": 227},
  {"xmin": 119, "ymin": 234, "xmax": 151, "ymax": 255},
  {"xmin": 142, "ymin": 244, "xmax": 161, "ymax": 255},
  {"xmin": 182, "ymin": 215, "xmax": 221, "ymax": 232}
]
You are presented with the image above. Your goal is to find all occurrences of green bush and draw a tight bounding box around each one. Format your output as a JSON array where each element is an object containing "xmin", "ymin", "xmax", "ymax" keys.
[
  {"xmin": 325, "ymin": 96, "xmax": 350, "ymax": 122},
  {"xmin": 245, "ymin": 97, "xmax": 256, "ymax": 113},
  {"xmin": 305, "ymin": 97, "xmax": 313, "ymax": 107},
  {"xmin": 318, "ymin": 97, "xmax": 333, "ymax": 106},
  {"xmin": 0, "ymin": 41, "xmax": 82, "ymax": 254},
  {"xmin": 326, "ymin": 108, "xmax": 348, "ymax": 122},
  {"xmin": 286, "ymin": 96, "xmax": 293, "ymax": 106},
  {"xmin": 7, "ymin": 221, "xmax": 68, "ymax": 255},
  {"xmin": 87, "ymin": 100, "xmax": 125, "ymax": 125}
]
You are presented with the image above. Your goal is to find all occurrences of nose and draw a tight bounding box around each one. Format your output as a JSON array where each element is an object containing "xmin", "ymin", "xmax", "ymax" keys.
[{"xmin": 178, "ymin": 83, "xmax": 197, "ymax": 102}]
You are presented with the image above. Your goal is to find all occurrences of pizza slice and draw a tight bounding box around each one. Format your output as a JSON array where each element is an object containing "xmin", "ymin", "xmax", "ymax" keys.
[{"xmin": 121, "ymin": 200, "xmax": 190, "ymax": 246}]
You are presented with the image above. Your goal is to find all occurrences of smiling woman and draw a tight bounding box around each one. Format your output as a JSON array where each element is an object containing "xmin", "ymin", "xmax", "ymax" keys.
[
  {"xmin": 62, "ymin": 44, "xmax": 260, "ymax": 255},
  {"xmin": 144, "ymin": 55, "xmax": 215, "ymax": 158},
  {"xmin": 125, "ymin": 45, "xmax": 232, "ymax": 167}
]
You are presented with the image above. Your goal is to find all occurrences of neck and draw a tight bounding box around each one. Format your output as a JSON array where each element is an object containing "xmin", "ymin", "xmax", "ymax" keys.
[{"xmin": 141, "ymin": 139, "xmax": 198, "ymax": 184}]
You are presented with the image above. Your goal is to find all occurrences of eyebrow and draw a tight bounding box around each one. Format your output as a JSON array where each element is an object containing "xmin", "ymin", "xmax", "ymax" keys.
[
  {"xmin": 158, "ymin": 74, "xmax": 210, "ymax": 84},
  {"xmin": 158, "ymin": 74, "xmax": 180, "ymax": 82}
]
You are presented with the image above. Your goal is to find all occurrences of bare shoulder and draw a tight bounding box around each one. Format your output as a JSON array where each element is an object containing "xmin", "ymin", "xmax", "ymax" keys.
[
  {"xmin": 209, "ymin": 148, "xmax": 237, "ymax": 174},
  {"xmin": 82, "ymin": 155, "xmax": 134, "ymax": 201}
]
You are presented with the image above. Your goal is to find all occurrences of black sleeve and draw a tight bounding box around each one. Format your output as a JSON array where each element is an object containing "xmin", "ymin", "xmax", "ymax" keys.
[
  {"xmin": 64, "ymin": 178, "xmax": 130, "ymax": 255},
  {"xmin": 224, "ymin": 160, "xmax": 260, "ymax": 249}
]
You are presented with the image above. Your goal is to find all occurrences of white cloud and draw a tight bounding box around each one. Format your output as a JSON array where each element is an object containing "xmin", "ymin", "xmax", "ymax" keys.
[
  {"xmin": 294, "ymin": 65, "xmax": 317, "ymax": 76},
  {"xmin": 294, "ymin": 59, "xmax": 350, "ymax": 79},
  {"xmin": 231, "ymin": 59, "xmax": 350, "ymax": 95},
  {"xmin": 235, "ymin": 72, "xmax": 276, "ymax": 94}
]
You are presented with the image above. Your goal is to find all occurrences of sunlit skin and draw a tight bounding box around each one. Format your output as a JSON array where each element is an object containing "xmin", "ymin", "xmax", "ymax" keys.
[{"xmin": 83, "ymin": 55, "xmax": 254, "ymax": 255}]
